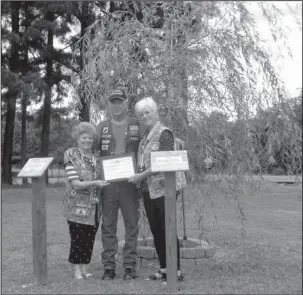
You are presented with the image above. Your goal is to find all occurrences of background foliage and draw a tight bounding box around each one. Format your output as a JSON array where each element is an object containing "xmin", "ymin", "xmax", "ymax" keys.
[
  {"xmin": 1, "ymin": 1, "xmax": 302, "ymax": 238},
  {"xmin": 71, "ymin": 1, "xmax": 302, "ymax": 181}
]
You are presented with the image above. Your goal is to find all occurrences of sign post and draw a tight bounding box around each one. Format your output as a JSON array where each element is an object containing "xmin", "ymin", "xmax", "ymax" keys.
[
  {"xmin": 164, "ymin": 171, "xmax": 178, "ymax": 291},
  {"xmin": 17, "ymin": 157, "xmax": 54, "ymax": 285},
  {"xmin": 151, "ymin": 150, "xmax": 189, "ymax": 293}
]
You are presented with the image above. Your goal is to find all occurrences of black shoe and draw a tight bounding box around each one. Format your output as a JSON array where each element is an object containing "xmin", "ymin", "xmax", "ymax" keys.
[
  {"xmin": 124, "ymin": 267, "xmax": 137, "ymax": 279},
  {"xmin": 178, "ymin": 273, "xmax": 185, "ymax": 282},
  {"xmin": 149, "ymin": 270, "xmax": 167, "ymax": 281},
  {"xmin": 162, "ymin": 273, "xmax": 184, "ymax": 282},
  {"xmin": 102, "ymin": 269, "xmax": 116, "ymax": 280}
]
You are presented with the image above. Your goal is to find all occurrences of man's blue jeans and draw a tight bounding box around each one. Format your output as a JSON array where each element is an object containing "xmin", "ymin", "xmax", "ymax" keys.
[{"xmin": 101, "ymin": 181, "xmax": 139, "ymax": 270}]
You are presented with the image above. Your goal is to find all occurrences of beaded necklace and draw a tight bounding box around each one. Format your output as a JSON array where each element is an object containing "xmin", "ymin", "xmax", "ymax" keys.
[
  {"xmin": 76, "ymin": 149, "xmax": 98, "ymax": 203},
  {"xmin": 138, "ymin": 121, "xmax": 161, "ymax": 169}
]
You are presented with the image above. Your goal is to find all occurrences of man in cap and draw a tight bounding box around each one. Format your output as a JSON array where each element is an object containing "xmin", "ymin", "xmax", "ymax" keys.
[{"xmin": 96, "ymin": 87, "xmax": 140, "ymax": 280}]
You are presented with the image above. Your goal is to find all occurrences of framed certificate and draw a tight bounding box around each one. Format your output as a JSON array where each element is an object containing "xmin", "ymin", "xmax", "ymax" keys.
[{"xmin": 99, "ymin": 152, "xmax": 136, "ymax": 182}]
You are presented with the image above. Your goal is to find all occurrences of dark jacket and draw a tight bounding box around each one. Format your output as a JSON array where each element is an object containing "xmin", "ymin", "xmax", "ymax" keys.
[{"xmin": 96, "ymin": 117, "xmax": 140, "ymax": 157}]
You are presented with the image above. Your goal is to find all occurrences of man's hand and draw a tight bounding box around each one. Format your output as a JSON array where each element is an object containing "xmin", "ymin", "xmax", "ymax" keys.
[
  {"xmin": 128, "ymin": 173, "xmax": 145, "ymax": 184},
  {"xmin": 93, "ymin": 180, "xmax": 110, "ymax": 188}
]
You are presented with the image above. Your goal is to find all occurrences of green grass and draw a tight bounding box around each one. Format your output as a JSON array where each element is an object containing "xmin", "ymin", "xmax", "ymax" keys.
[{"xmin": 1, "ymin": 182, "xmax": 302, "ymax": 294}]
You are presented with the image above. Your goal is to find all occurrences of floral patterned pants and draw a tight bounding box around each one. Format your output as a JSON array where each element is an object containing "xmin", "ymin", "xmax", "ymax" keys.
[{"xmin": 67, "ymin": 220, "xmax": 99, "ymax": 264}]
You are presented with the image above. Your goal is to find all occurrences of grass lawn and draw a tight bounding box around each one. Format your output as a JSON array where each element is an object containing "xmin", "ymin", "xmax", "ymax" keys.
[{"xmin": 1, "ymin": 181, "xmax": 302, "ymax": 294}]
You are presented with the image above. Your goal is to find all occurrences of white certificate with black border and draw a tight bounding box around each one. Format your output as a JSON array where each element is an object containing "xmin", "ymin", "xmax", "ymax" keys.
[{"xmin": 99, "ymin": 153, "xmax": 136, "ymax": 182}]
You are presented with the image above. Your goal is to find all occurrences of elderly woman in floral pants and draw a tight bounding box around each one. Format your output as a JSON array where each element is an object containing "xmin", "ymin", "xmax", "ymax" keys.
[{"xmin": 63, "ymin": 122, "xmax": 109, "ymax": 280}]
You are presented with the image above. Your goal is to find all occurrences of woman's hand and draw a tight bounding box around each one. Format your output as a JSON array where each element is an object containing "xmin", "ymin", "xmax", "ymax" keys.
[
  {"xmin": 71, "ymin": 179, "xmax": 109, "ymax": 190},
  {"xmin": 93, "ymin": 180, "xmax": 110, "ymax": 188},
  {"xmin": 128, "ymin": 173, "xmax": 145, "ymax": 184}
]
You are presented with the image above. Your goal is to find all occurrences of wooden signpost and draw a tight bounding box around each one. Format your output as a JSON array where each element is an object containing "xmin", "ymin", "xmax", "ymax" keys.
[
  {"xmin": 151, "ymin": 150, "xmax": 189, "ymax": 293},
  {"xmin": 17, "ymin": 157, "xmax": 54, "ymax": 285}
]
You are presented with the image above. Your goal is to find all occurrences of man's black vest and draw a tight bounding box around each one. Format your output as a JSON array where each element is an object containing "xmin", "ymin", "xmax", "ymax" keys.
[{"xmin": 97, "ymin": 118, "xmax": 140, "ymax": 157}]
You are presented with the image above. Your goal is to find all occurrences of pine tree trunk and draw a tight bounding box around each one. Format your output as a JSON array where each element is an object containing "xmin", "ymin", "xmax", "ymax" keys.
[
  {"xmin": 21, "ymin": 25, "xmax": 29, "ymax": 185},
  {"xmin": 79, "ymin": 1, "xmax": 91, "ymax": 122},
  {"xmin": 2, "ymin": 2, "xmax": 21, "ymax": 184},
  {"xmin": 40, "ymin": 11, "xmax": 55, "ymax": 184},
  {"xmin": 21, "ymin": 92, "xmax": 28, "ymax": 185},
  {"xmin": 41, "ymin": 87, "xmax": 52, "ymax": 158}
]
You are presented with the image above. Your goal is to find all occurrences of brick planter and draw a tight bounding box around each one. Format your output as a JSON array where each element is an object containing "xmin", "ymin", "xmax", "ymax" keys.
[{"xmin": 118, "ymin": 237, "xmax": 216, "ymax": 261}]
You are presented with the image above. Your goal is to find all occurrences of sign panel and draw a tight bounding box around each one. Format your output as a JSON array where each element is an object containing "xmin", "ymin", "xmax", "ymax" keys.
[
  {"xmin": 17, "ymin": 157, "xmax": 54, "ymax": 178},
  {"xmin": 151, "ymin": 150, "xmax": 189, "ymax": 172}
]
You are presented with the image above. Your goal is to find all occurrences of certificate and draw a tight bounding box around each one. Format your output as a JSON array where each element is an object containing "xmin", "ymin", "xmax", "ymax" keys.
[{"xmin": 99, "ymin": 153, "xmax": 136, "ymax": 182}]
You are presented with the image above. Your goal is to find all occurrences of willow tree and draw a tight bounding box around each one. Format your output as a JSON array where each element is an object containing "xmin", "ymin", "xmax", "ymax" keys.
[{"xmin": 71, "ymin": 1, "xmax": 302, "ymax": 236}]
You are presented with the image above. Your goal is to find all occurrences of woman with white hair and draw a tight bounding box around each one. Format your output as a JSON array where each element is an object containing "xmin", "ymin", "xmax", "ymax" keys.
[
  {"xmin": 128, "ymin": 97, "xmax": 186, "ymax": 282},
  {"xmin": 63, "ymin": 122, "xmax": 109, "ymax": 280}
]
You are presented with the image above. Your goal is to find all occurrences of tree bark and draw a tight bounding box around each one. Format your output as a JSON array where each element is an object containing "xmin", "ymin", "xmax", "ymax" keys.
[
  {"xmin": 172, "ymin": 26, "xmax": 189, "ymax": 139},
  {"xmin": 167, "ymin": 22, "xmax": 189, "ymax": 139},
  {"xmin": 2, "ymin": 2, "xmax": 21, "ymax": 184},
  {"xmin": 174, "ymin": 63, "xmax": 189, "ymax": 138},
  {"xmin": 21, "ymin": 12, "xmax": 30, "ymax": 185},
  {"xmin": 21, "ymin": 91, "xmax": 28, "ymax": 184},
  {"xmin": 40, "ymin": 10, "xmax": 55, "ymax": 183},
  {"xmin": 79, "ymin": 1, "xmax": 91, "ymax": 122}
]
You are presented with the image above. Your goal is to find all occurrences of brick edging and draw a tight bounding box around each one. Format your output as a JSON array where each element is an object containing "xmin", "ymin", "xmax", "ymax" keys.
[{"xmin": 118, "ymin": 237, "xmax": 216, "ymax": 259}]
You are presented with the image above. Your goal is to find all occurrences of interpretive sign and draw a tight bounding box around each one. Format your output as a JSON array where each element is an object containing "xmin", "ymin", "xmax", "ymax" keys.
[
  {"xmin": 17, "ymin": 157, "xmax": 54, "ymax": 178},
  {"xmin": 150, "ymin": 150, "xmax": 189, "ymax": 293},
  {"xmin": 17, "ymin": 157, "xmax": 54, "ymax": 285},
  {"xmin": 99, "ymin": 153, "xmax": 136, "ymax": 182},
  {"xmin": 150, "ymin": 150, "xmax": 189, "ymax": 172}
]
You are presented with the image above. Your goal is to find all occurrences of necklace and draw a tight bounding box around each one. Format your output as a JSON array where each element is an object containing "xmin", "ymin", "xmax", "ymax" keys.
[
  {"xmin": 141, "ymin": 121, "xmax": 161, "ymax": 148},
  {"xmin": 77, "ymin": 148, "xmax": 96, "ymax": 175},
  {"xmin": 138, "ymin": 121, "xmax": 161, "ymax": 168},
  {"xmin": 78, "ymin": 149, "xmax": 92, "ymax": 159}
]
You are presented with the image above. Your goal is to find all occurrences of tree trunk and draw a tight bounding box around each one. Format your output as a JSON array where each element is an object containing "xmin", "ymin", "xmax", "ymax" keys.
[
  {"xmin": 21, "ymin": 92, "xmax": 28, "ymax": 185},
  {"xmin": 2, "ymin": 2, "xmax": 21, "ymax": 184},
  {"xmin": 168, "ymin": 23, "xmax": 189, "ymax": 140},
  {"xmin": 79, "ymin": 1, "xmax": 91, "ymax": 122},
  {"xmin": 40, "ymin": 11, "xmax": 55, "ymax": 183},
  {"xmin": 41, "ymin": 87, "xmax": 52, "ymax": 158},
  {"xmin": 172, "ymin": 63, "xmax": 189, "ymax": 139},
  {"xmin": 180, "ymin": 65, "xmax": 189, "ymax": 124},
  {"xmin": 21, "ymin": 20, "xmax": 30, "ymax": 185},
  {"xmin": 173, "ymin": 25, "xmax": 189, "ymax": 139}
]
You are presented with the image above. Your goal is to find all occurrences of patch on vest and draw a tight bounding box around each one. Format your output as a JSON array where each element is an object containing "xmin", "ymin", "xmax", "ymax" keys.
[
  {"xmin": 102, "ymin": 145, "xmax": 108, "ymax": 150},
  {"xmin": 72, "ymin": 202, "xmax": 91, "ymax": 217},
  {"xmin": 101, "ymin": 134, "xmax": 112, "ymax": 138},
  {"xmin": 76, "ymin": 208, "xmax": 87, "ymax": 216},
  {"xmin": 102, "ymin": 139, "xmax": 110, "ymax": 144},
  {"xmin": 157, "ymin": 179, "xmax": 164, "ymax": 189},
  {"xmin": 129, "ymin": 136, "xmax": 139, "ymax": 141},
  {"xmin": 102, "ymin": 127, "xmax": 109, "ymax": 134},
  {"xmin": 129, "ymin": 125, "xmax": 139, "ymax": 136},
  {"xmin": 151, "ymin": 142, "xmax": 160, "ymax": 150},
  {"xmin": 129, "ymin": 125, "xmax": 139, "ymax": 131}
]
